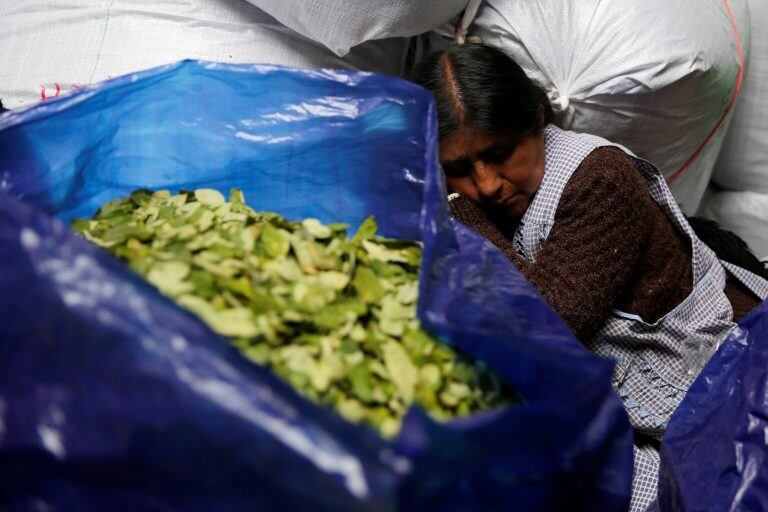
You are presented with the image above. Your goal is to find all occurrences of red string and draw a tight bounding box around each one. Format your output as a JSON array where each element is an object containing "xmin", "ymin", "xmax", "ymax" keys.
[{"xmin": 667, "ymin": 0, "xmax": 745, "ymax": 184}]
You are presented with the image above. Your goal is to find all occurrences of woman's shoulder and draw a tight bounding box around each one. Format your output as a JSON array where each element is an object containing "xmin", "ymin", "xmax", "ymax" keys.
[
  {"xmin": 557, "ymin": 145, "xmax": 654, "ymax": 218},
  {"xmin": 578, "ymin": 145, "xmax": 643, "ymax": 177},
  {"xmin": 566, "ymin": 145, "xmax": 648, "ymax": 193},
  {"xmin": 544, "ymin": 126, "xmax": 646, "ymax": 182}
]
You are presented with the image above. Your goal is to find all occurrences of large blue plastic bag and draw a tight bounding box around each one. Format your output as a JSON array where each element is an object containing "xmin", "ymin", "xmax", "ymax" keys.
[
  {"xmin": 659, "ymin": 299, "xmax": 768, "ymax": 511},
  {"xmin": 0, "ymin": 61, "xmax": 633, "ymax": 511}
]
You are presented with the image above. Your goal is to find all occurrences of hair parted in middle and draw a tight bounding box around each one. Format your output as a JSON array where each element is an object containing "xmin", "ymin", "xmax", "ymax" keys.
[{"xmin": 410, "ymin": 43, "xmax": 554, "ymax": 141}]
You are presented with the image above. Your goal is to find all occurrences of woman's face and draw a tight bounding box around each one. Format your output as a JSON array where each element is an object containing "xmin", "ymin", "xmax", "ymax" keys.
[{"xmin": 439, "ymin": 127, "xmax": 546, "ymax": 219}]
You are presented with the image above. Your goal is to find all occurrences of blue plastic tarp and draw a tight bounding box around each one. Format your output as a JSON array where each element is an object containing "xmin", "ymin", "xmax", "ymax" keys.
[
  {"xmin": 659, "ymin": 298, "xmax": 768, "ymax": 511},
  {"xmin": 0, "ymin": 61, "xmax": 633, "ymax": 511}
]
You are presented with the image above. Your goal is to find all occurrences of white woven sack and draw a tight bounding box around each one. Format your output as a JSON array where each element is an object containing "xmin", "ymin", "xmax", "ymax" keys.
[
  {"xmin": 700, "ymin": 190, "xmax": 768, "ymax": 261},
  {"xmin": 0, "ymin": 0, "xmax": 411, "ymax": 110},
  {"xmin": 471, "ymin": 0, "xmax": 749, "ymax": 214},
  {"xmin": 712, "ymin": 0, "xmax": 768, "ymax": 193},
  {"xmin": 243, "ymin": 0, "xmax": 468, "ymax": 57}
]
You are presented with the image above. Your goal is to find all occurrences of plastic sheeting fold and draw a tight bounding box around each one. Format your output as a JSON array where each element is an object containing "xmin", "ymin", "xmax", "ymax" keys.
[
  {"xmin": 660, "ymin": 297, "xmax": 768, "ymax": 511},
  {"xmin": 0, "ymin": 61, "xmax": 632, "ymax": 511}
]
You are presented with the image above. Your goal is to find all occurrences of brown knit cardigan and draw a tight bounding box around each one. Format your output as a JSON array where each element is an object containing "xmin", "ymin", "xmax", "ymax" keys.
[{"xmin": 449, "ymin": 146, "xmax": 758, "ymax": 341}]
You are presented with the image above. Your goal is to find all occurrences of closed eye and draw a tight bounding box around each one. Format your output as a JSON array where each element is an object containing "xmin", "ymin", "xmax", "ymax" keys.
[
  {"xmin": 442, "ymin": 159, "xmax": 473, "ymax": 178},
  {"xmin": 480, "ymin": 143, "xmax": 516, "ymax": 164},
  {"xmin": 484, "ymin": 148, "xmax": 514, "ymax": 164}
]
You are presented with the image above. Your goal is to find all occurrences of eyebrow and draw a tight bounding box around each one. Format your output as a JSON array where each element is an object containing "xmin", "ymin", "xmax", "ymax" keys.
[
  {"xmin": 442, "ymin": 157, "xmax": 472, "ymax": 175},
  {"xmin": 440, "ymin": 136, "xmax": 519, "ymax": 171},
  {"xmin": 477, "ymin": 139, "xmax": 517, "ymax": 160},
  {"xmin": 443, "ymin": 156, "xmax": 470, "ymax": 167}
]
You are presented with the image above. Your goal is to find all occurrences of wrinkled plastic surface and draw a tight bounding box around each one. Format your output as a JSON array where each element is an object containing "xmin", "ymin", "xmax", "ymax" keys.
[
  {"xmin": 0, "ymin": 61, "xmax": 633, "ymax": 511},
  {"xmin": 659, "ymin": 298, "xmax": 768, "ymax": 511}
]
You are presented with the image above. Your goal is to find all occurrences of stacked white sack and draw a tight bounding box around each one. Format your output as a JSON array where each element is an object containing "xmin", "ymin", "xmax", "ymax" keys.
[
  {"xmin": 0, "ymin": 0, "xmax": 413, "ymax": 110},
  {"xmin": 700, "ymin": 191, "xmax": 768, "ymax": 261},
  {"xmin": 469, "ymin": 0, "xmax": 749, "ymax": 214},
  {"xmin": 242, "ymin": 0, "xmax": 469, "ymax": 57},
  {"xmin": 703, "ymin": 0, "xmax": 768, "ymax": 260}
]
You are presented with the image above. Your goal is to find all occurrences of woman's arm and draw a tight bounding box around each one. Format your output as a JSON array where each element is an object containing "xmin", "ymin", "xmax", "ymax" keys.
[{"xmin": 450, "ymin": 147, "xmax": 655, "ymax": 341}]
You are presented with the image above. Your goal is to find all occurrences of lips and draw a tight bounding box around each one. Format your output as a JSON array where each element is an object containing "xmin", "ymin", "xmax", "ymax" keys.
[
  {"xmin": 485, "ymin": 193, "xmax": 524, "ymax": 216},
  {"xmin": 500, "ymin": 193, "xmax": 530, "ymax": 218},
  {"xmin": 503, "ymin": 193, "xmax": 523, "ymax": 205}
]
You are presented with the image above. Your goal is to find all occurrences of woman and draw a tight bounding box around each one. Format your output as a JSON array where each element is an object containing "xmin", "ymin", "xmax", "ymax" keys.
[{"xmin": 411, "ymin": 43, "xmax": 768, "ymax": 512}]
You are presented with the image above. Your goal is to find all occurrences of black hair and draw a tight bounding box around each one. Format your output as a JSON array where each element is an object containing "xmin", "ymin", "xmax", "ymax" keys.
[
  {"xmin": 410, "ymin": 43, "xmax": 554, "ymax": 141},
  {"xmin": 687, "ymin": 217, "xmax": 768, "ymax": 280}
]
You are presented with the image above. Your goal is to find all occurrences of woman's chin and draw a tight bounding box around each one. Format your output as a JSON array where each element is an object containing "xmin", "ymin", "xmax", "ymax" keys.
[{"xmin": 502, "ymin": 197, "xmax": 528, "ymax": 219}]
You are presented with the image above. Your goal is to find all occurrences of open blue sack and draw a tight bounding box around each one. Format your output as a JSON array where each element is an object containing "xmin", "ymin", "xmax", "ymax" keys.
[
  {"xmin": 0, "ymin": 61, "xmax": 633, "ymax": 511},
  {"xmin": 659, "ymin": 299, "xmax": 768, "ymax": 511}
]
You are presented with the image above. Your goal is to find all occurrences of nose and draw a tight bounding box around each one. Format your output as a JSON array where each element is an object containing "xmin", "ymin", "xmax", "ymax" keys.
[{"xmin": 473, "ymin": 161, "xmax": 503, "ymax": 202}]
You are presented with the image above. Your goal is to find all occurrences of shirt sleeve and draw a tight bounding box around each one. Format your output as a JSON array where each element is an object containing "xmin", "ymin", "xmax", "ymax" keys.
[{"xmin": 449, "ymin": 147, "xmax": 654, "ymax": 341}]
